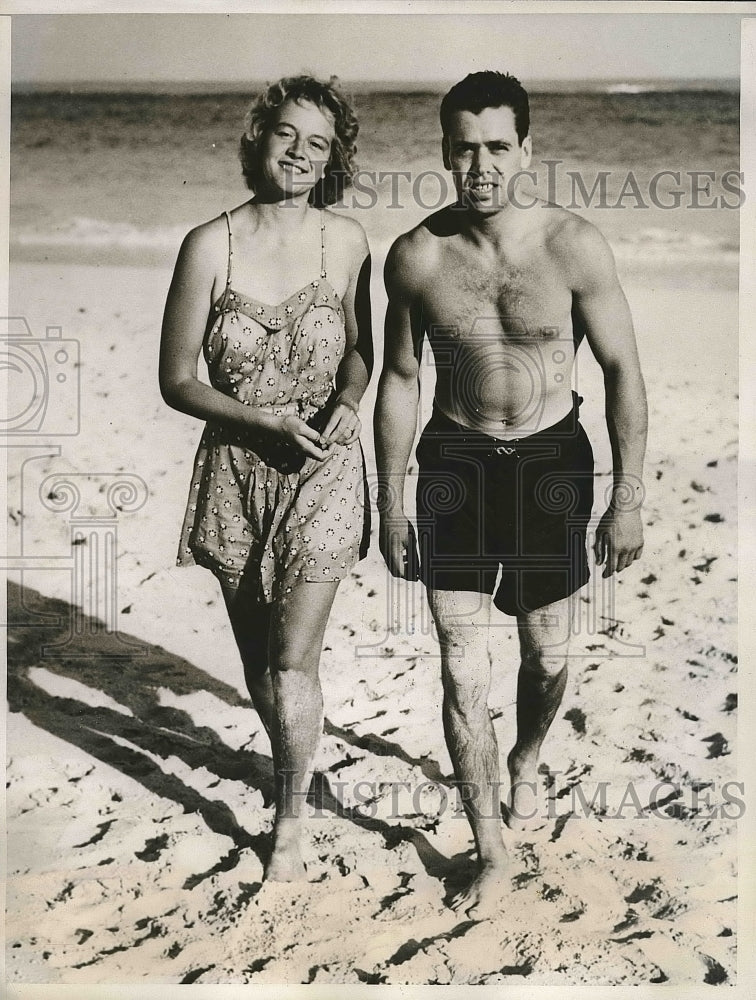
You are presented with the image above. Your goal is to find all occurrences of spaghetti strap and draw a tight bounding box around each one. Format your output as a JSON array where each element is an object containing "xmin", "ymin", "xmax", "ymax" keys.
[
  {"xmin": 223, "ymin": 210, "xmax": 233, "ymax": 287},
  {"xmin": 319, "ymin": 210, "xmax": 327, "ymax": 279}
]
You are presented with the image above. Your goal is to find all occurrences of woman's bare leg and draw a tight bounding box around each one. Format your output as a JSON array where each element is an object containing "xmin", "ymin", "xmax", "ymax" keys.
[
  {"xmin": 266, "ymin": 580, "xmax": 340, "ymax": 881},
  {"xmin": 221, "ymin": 583, "xmax": 275, "ymax": 737}
]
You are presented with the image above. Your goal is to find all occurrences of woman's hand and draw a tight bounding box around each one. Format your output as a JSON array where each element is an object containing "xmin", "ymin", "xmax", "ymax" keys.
[
  {"xmin": 322, "ymin": 397, "xmax": 362, "ymax": 446},
  {"xmin": 269, "ymin": 413, "xmax": 331, "ymax": 461}
]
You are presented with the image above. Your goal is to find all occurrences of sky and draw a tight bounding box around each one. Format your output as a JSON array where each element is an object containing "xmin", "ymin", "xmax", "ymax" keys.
[{"xmin": 10, "ymin": 11, "xmax": 743, "ymax": 86}]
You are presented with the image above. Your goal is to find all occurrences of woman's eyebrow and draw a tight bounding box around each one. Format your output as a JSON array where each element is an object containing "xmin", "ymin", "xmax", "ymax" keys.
[{"xmin": 275, "ymin": 121, "xmax": 330, "ymax": 144}]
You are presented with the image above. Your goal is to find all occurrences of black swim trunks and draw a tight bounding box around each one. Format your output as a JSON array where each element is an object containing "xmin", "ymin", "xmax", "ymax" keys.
[{"xmin": 415, "ymin": 391, "xmax": 594, "ymax": 615}]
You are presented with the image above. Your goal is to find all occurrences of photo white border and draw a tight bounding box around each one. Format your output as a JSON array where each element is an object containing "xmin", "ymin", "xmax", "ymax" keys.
[{"xmin": 3, "ymin": 3, "xmax": 755, "ymax": 999}]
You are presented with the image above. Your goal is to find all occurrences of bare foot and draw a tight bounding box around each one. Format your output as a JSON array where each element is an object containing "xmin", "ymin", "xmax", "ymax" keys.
[
  {"xmin": 450, "ymin": 862, "xmax": 509, "ymax": 919},
  {"xmin": 505, "ymin": 752, "xmax": 547, "ymax": 833},
  {"xmin": 265, "ymin": 826, "xmax": 307, "ymax": 882}
]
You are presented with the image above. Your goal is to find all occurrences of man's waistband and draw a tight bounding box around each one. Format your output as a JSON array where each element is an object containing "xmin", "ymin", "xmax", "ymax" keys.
[{"xmin": 426, "ymin": 391, "xmax": 584, "ymax": 451}]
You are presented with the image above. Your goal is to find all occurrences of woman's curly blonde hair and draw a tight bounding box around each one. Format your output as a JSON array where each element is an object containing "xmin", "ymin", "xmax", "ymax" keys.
[{"xmin": 240, "ymin": 74, "xmax": 359, "ymax": 207}]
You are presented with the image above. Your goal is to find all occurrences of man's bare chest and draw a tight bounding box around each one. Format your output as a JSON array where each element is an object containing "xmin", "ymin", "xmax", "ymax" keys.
[{"xmin": 422, "ymin": 249, "xmax": 572, "ymax": 341}]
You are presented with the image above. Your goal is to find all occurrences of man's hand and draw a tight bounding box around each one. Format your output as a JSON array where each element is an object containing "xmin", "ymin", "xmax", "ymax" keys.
[
  {"xmin": 594, "ymin": 508, "xmax": 644, "ymax": 578},
  {"xmin": 379, "ymin": 516, "xmax": 420, "ymax": 580}
]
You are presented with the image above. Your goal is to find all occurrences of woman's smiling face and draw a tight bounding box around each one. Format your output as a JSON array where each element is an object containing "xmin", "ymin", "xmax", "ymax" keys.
[{"xmin": 259, "ymin": 99, "xmax": 336, "ymax": 200}]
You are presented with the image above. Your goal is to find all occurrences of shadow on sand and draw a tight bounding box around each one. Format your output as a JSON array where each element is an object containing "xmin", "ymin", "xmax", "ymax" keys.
[{"xmin": 7, "ymin": 580, "xmax": 472, "ymax": 894}]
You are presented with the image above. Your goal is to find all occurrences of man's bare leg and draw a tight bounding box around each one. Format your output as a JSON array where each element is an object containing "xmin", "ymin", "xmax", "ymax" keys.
[
  {"xmin": 506, "ymin": 596, "xmax": 572, "ymax": 832},
  {"xmin": 265, "ymin": 580, "xmax": 340, "ymax": 882},
  {"xmin": 429, "ymin": 588, "xmax": 509, "ymax": 917}
]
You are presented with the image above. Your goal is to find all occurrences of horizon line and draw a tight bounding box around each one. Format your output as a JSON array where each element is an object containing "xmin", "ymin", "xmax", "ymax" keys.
[{"xmin": 11, "ymin": 75, "xmax": 741, "ymax": 95}]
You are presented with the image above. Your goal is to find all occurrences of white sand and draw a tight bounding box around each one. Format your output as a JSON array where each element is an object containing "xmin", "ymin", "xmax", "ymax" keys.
[{"xmin": 5, "ymin": 257, "xmax": 739, "ymax": 986}]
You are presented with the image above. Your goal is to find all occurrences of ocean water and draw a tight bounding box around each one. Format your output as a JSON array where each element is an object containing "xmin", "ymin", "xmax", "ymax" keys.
[{"xmin": 10, "ymin": 86, "xmax": 740, "ymax": 266}]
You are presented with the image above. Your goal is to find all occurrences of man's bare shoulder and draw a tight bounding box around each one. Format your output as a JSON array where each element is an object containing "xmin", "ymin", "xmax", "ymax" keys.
[
  {"xmin": 390, "ymin": 214, "xmax": 444, "ymax": 260},
  {"xmin": 541, "ymin": 205, "xmax": 618, "ymax": 290},
  {"xmin": 385, "ymin": 208, "xmax": 455, "ymax": 292}
]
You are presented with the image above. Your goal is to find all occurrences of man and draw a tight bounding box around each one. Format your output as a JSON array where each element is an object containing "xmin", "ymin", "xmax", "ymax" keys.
[{"xmin": 374, "ymin": 71, "xmax": 647, "ymax": 918}]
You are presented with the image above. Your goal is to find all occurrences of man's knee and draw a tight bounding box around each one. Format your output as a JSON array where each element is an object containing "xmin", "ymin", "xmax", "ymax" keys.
[
  {"xmin": 432, "ymin": 601, "xmax": 490, "ymax": 655},
  {"xmin": 435, "ymin": 615, "xmax": 473, "ymax": 653},
  {"xmin": 443, "ymin": 672, "xmax": 490, "ymax": 721},
  {"xmin": 440, "ymin": 651, "xmax": 492, "ymax": 719}
]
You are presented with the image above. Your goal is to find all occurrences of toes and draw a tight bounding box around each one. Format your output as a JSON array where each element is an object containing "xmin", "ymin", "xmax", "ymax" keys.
[
  {"xmin": 450, "ymin": 889, "xmax": 473, "ymax": 912},
  {"xmin": 450, "ymin": 892, "xmax": 481, "ymax": 917}
]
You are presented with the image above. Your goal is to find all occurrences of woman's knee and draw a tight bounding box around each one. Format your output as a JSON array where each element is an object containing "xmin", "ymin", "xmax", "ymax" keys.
[
  {"xmin": 521, "ymin": 647, "xmax": 568, "ymax": 678},
  {"xmin": 272, "ymin": 642, "xmax": 321, "ymax": 676}
]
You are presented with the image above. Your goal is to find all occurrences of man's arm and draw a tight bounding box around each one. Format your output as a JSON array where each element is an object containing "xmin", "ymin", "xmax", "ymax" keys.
[
  {"xmin": 374, "ymin": 234, "xmax": 426, "ymax": 579},
  {"xmin": 569, "ymin": 222, "xmax": 648, "ymax": 578}
]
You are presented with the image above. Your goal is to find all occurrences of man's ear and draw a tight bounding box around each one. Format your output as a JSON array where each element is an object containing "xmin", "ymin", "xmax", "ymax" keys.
[
  {"xmin": 520, "ymin": 134, "xmax": 532, "ymax": 169},
  {"xmin": 442, "ymin": 135, "xmax": 451, "ymax": 171}
]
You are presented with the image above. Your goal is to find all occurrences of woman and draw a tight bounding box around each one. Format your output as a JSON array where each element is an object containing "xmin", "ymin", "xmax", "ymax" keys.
[{"xmin": 160, "ymin": 75, "xmax": 372, "ymax": 881}]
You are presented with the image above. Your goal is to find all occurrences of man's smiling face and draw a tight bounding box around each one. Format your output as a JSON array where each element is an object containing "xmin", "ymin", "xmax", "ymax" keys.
[{"xmin": 444, "ymin": 105, "xmax": 531, "ymax": 214}]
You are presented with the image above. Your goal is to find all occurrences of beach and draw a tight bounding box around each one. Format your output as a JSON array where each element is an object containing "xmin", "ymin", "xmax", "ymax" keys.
[{"xmin": 6, "ymin": 85, "xmax": 740, "ymax": 986}]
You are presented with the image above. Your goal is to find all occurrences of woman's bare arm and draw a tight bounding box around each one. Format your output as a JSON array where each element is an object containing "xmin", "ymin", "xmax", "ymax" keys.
[
  {"xmin": 160, "ymin": 220, "xmax": 328, "ymax": 460},
  {"xmin": 323, "ymin": 217, "xmax": 373, "ymax": 445}
]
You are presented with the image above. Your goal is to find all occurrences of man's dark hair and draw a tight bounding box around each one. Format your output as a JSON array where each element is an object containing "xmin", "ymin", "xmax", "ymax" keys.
[{"xmin": 440, "ymin": 71, "xmax": 530, "ymax": 144}]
